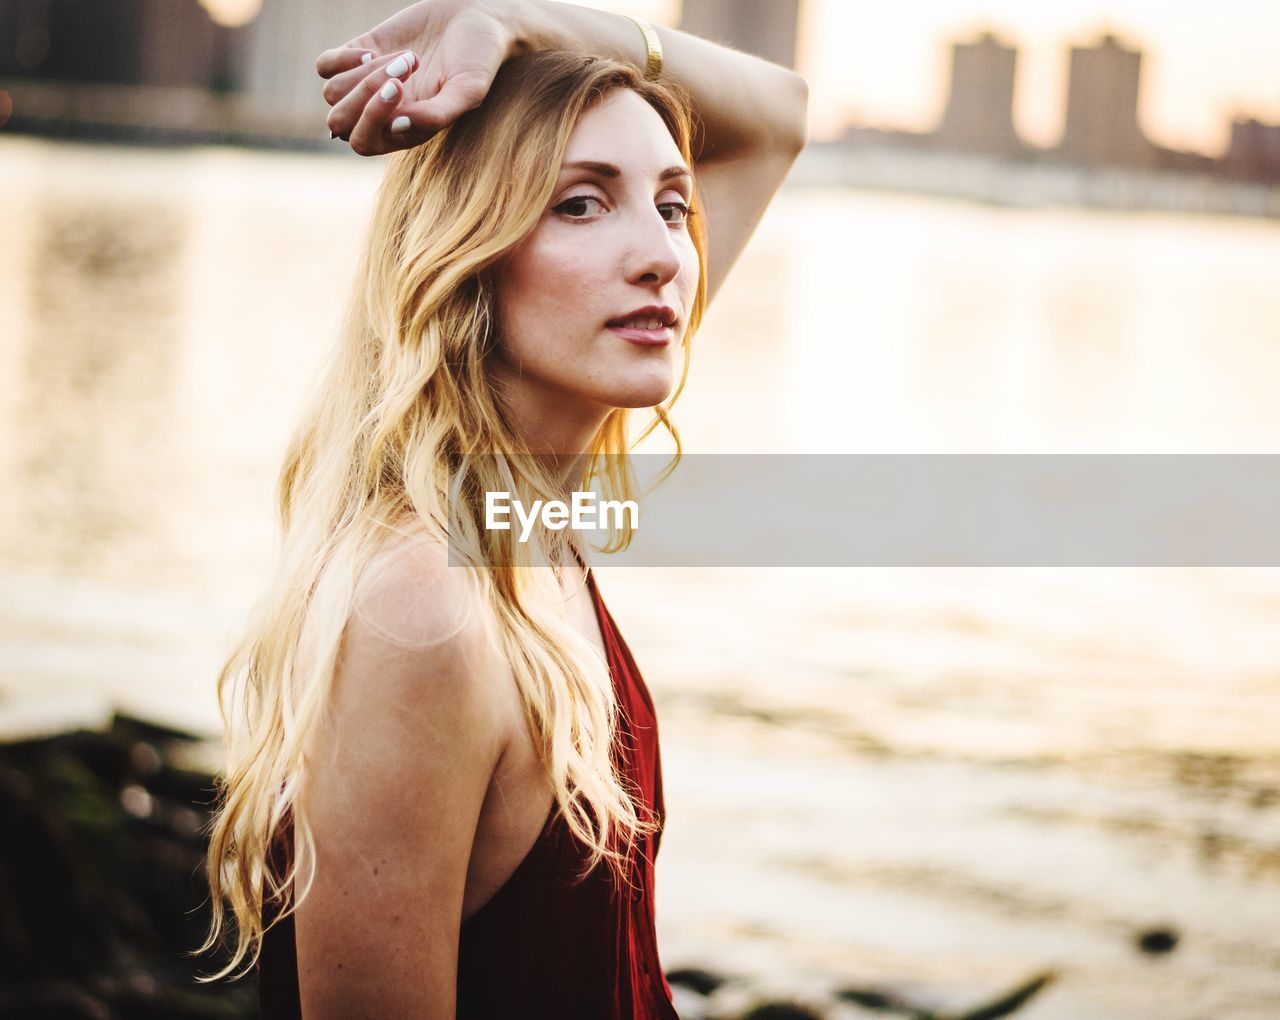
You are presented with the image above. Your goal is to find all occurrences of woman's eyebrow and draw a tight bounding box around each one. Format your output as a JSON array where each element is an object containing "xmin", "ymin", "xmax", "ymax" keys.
[{"xmin": 560, "ymin": 160, "xmax": 693, "ymax": 183}]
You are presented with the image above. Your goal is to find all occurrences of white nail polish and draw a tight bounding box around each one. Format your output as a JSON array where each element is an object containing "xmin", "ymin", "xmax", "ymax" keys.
[
  {"xmin": 390, "ymin": 116, "xmax": 411, "ymax": 134},
  {"xmin": 380, "ymin": 80, "xmax": 398, "ymax": 101},
  {"xmin": 385, "ymin": 54, "xmax": 409, "ymax": 77},
  {"xmin": 361, "ymin": 52, "xmax": 374, "ymax": 65}
]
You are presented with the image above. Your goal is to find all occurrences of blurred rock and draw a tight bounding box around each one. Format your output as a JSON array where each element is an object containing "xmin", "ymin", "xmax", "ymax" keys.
[
  {"xmin": 949, "ymin": 969, "xmax": 1058, "ymax": 1020},
  {"xmin": 738, "ymin": 1002, "xmax": 826, "ymax": 1020},
  {"xmin": 834, "ymin": 982, "xmax": 927, "ymax": 1014},
  {"xmin": 0, "ymin": 714, "xmax": 254, "ymax": 1019},
  {"xmin": 835, "ymin": 969, "xmax": 1056, "ymax": 1019},
  {"xmin": 1137, "ymin": 926, "xmax": 1179, "ymax": 954},
  {"xmin": 668, "ymin": 965, "xmax": 729, "ymax": 996}
]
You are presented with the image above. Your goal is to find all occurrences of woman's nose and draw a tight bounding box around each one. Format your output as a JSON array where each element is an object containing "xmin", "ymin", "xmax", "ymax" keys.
[{"xmin": 627, "ymin": 208, "xmax": 684, "ymax": 286}]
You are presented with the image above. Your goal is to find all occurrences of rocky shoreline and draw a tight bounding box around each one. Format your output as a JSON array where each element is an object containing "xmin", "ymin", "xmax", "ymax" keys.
[
  {"xmin": 0, "ymin": 714, "xmax": 253, "ymax": 1018},
  {"xmin": 0, "ymin": 714, "xmax": 1064, "ymax": 1020}
]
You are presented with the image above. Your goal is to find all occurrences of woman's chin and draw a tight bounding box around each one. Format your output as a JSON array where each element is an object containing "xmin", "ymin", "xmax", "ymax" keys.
[{"xmin": 605, "ymin": 377, "xmax": 677, "ymax": 409}]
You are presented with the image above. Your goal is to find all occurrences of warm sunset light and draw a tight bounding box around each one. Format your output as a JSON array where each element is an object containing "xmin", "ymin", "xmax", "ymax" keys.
[
  {"xmin": 798, "ymin": 0, "xmax": 1280, "ymax": 155},
  {"xmin": 3, "ymin": 1, "xmax": 1280, "ymax": 1017},
  {"xmin": 592, "ymin": 0, "xmax": 1280, "ymax": 158},
  {"xmin": 198, "ymin": 0, "xmax": 262, "ymax": 29}
]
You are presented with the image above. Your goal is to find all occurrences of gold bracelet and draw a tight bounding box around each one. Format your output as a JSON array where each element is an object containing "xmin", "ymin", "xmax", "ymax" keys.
[{"xmin": 625, "ymin": 15, "xmax": 663, "ymax": 81}]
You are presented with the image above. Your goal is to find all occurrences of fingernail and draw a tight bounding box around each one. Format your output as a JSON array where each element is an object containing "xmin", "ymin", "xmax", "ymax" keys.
[
  {"xmin": 361, "ymin": 52, "xmax": 374, "ymax": 65},
  {"xmin": 386, "ymin": 54, "xmax": 410, "ymax": 77},
  {"xmin": 380, "ymin": 79, "xmax": 399, "ymax": 101},
  {"xmin": 390, "ymin": 116, "xmax": 411, "ymax": 134},
  {"xmin": 330, "ymin": 131, "xmax": 338, "ymax": 139}
]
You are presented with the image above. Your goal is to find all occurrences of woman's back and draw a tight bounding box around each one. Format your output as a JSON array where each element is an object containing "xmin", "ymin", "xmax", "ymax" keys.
[
  {"xmin": 259, "ymin": 541, "xmax": 677, "ymax": 1019},
  {"xmin": 274, "ymin": 528, "xmax": 514, "ymax": 1016}
]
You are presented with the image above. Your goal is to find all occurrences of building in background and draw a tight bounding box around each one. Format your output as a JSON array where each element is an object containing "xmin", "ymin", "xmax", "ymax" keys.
[
  {"xmin": 678, "ymin": 0, "xmax": 800, "ymax": 71},
  {"xmin": 1057, "ymin": 32, "xmax": 1154, "ymax": 168},
  {"xmin": 0, "ymin": 0, "xmax": 247, "ymax": 139},
  {"xmin": 233, "ymin": 0, "xmax": 406, "ymax": 136},
  {"xmin": 1225, "ymin": 117, "xmax": 1280, "ymax": 183},
  {"xmin": 0, "ymin": 0, "xmax": 238, "ymax": 91},
  {"xmin": 1, "ymin": 2, "xmax": 1277, "ymax": 194},
  {"xmin": 932, "ymin": 31, "xmax": 1023, "ymax": 158}
]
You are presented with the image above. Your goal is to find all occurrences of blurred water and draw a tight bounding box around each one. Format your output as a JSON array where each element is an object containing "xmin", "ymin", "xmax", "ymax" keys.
[{"xmin": 2, "ymin": 137, "xmax": 1279, "ymax": 1017}]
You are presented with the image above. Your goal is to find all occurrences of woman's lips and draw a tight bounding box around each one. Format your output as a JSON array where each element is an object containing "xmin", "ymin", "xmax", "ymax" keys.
[{"xmin": 607, "ymin": 324, "xmax": 673, "ymax": 346}]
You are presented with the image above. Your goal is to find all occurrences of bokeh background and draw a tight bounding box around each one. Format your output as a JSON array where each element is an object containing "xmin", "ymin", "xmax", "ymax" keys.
[{"xmin": 2, "ymin": 2, "xmax": 1280, "ymax": 1018}]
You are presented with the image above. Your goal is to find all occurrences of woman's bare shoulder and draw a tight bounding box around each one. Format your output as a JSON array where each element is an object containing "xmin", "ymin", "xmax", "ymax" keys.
[
  {"xmin": 351, "ymin": 517, "xmax": 495, "ymax": 652},
  {"xmin": 320, "ymin": 516, "xmax": 513, "ymax": 768}
]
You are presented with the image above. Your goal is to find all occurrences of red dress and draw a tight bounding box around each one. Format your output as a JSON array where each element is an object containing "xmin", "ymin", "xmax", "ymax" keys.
[{"xmin": 258, "ymin": 568, "xmax": 679, "ymax": 1019}]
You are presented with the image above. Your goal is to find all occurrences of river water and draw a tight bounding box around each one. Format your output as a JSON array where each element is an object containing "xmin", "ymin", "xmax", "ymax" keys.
[{"xmin": 2, "ymin": 137, "xmax": 1279, "ymax": 1018}]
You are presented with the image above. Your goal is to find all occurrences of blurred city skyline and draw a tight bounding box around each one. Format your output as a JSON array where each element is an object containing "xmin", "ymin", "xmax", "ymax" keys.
[
  {"xmin": 589, "ymin": 0, "xmax": 1280, "ymax": 157},
  {"xmin": 3, "ymin": 0, "xmax": 1277, "ymax": 179}
]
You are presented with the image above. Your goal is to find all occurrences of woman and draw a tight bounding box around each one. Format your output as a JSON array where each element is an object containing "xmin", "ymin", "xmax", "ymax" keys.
[{"xmin": 201, "ymin": 2, "xmax": 807, "ymax": 1016}]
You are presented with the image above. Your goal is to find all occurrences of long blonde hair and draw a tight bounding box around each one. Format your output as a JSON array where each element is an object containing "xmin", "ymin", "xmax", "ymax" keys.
[{"xmin": 199, "ymin": 50, "xmax": 708, "ymax": 980}]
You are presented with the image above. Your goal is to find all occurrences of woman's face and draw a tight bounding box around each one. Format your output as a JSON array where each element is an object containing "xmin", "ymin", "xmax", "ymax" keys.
[{"xmin": 492, "ymin": 88, "xmax": 700, "ymax": 418}]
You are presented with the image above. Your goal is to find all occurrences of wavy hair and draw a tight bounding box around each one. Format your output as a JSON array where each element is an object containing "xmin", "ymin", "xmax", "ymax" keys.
[{"xmin": 199, "ymin": 49, "xmax": 709, "ymax": 980}]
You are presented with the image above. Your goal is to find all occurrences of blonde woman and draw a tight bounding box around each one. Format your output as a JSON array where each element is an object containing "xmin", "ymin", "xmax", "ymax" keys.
[{"xmin": 202, "ymin": 2, "xmax": 807, "ymax": 1016}]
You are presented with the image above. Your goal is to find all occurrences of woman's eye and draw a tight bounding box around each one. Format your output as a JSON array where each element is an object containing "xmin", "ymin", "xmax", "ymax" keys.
[
  {"xmin": 659, "ymin": 201, "xmax": 692, "ymax": 226},
  {"xmin": 554, "ymin": 195, "xmax": 606, "ymax": 218}
]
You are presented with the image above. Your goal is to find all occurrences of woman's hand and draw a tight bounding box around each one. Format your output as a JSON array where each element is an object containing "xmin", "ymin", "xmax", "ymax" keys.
[
  {"xmin": 318, "ymin": 0, "xmax": 810, "ymax": 306},
  {"xmin": 316, "ymin": 0, "xmax": 528, "ymax": 156}
]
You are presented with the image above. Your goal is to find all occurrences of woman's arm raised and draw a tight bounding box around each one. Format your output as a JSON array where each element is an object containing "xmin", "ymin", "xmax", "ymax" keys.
[
  {"xmin": 518, "ymin": 2, "xmax": 810, "ymax": 303},
  {"xmin": 292, "ymin": 545, "xmax": 508, "ymax": 1019},
  {"xmin": 317, "ymin": 0, "xmax": 809, "ymax": 302}
]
